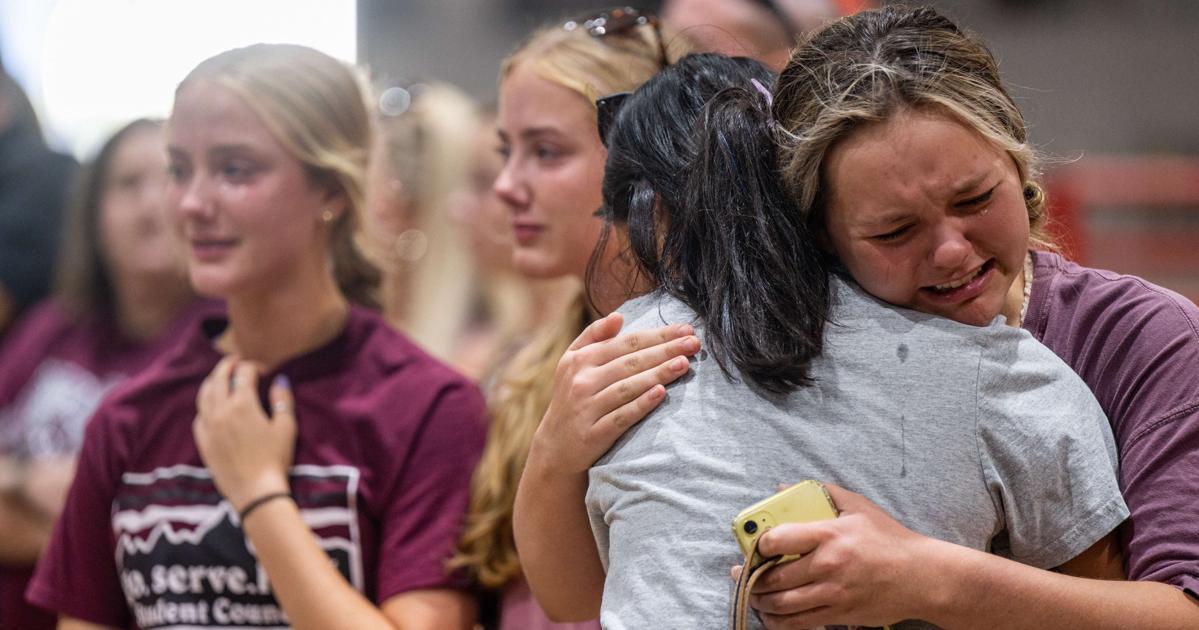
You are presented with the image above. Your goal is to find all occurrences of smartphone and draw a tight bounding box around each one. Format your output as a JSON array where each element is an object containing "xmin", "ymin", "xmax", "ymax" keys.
[{"xmin": 731, "ymin": 480, "xmax": 838, "ymax": 568}]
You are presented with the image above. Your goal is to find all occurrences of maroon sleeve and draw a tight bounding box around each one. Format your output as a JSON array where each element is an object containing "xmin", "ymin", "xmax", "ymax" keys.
[
  {"xmin": 1026, "ymin": 256, "xmax": 1199, "ymax": 596},
  {"xmin": 1119, "ymin": 401, "xmax": 1199, "ymax": 596},
  {"xmin": 25, "ymin": 398, "xmax": 131, "ymax": 626},
  {"xmin": 0, "ymin": 301, "xmax": 67, "ymax": 409},
  {"xmin": 374, "ymin": 380, "xmax": 487, "ymax": 603}
]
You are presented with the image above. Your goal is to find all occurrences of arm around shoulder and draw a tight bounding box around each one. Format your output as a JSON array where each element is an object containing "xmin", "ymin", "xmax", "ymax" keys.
[{"xmin": 917, "ymin": 536, "xmax": 1199, "ymax": 630}]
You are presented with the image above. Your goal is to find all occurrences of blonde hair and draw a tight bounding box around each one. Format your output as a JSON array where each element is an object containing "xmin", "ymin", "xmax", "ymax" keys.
[
  {"xmin": 773, "ymin": 6, "xmax": 1054, "ymax": 249},
  {"xmin": 451, "ymin": 287, "xmax": 588, "ymax": 587},
  {"xmin": 177, "ymin": 43, "xmax": 381, "ymax": 307},
  {"xmin": 372, "ymin": 82, "xmax": 480, "ymax": 359},
  {"xmin": 500, "ymin": 13, "xmax": 688, "ymax": 109},
  {"xmin": 451, "ymin": 17, "xmax": 696, "ymax": 588}
]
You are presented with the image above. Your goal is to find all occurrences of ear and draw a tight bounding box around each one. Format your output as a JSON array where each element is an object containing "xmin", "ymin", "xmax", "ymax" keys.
[{"xmin": 317, "ymin": 184, "xmax": 350, "ymax": 224}]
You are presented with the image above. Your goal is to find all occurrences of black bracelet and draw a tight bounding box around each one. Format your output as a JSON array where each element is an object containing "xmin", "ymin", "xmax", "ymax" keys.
[{"xmin": 238, "ymin": 491, "xmax": 292, "ymax": 524}]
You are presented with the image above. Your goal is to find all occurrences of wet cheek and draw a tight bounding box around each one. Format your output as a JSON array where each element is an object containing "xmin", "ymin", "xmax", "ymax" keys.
[{"xmin": 857, "ymin": 250, "xmax": 915, "ymax": 302}]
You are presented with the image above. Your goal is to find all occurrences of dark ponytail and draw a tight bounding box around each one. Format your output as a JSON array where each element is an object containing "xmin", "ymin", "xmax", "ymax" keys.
[{"xmin": 594, "ymin": 53, "xmax": 828, "ymax": 394}]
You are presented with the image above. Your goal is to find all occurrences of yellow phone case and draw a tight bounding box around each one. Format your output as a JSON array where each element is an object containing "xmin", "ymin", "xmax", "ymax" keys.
[{"xmin": 731, "ymin": 480, "xmax": 838, "ymax": 567}]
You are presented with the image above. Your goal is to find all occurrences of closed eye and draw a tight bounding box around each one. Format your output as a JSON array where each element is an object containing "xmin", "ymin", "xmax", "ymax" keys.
[
  {"xmin": 168, "ymin": 161, "xmax": 190, "ymax": 182},
  {"xmin": 955, "ymin": 188, "xmax": 994, "ymax": 209},
  {"xmin": 872, "ymin": 224, "xmax": 912, "ymax": 242}
]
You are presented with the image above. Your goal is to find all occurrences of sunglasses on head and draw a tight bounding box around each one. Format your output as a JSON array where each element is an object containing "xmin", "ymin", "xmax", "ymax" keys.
[{"xmin": 564, "ymin": 6, "xmax": 670, "ymax": 70}]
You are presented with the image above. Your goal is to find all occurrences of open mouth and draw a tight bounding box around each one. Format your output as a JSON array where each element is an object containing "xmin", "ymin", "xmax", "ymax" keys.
[{"xmin": 922, "ymin": 259, "xmax": 994, "ymax": 298}]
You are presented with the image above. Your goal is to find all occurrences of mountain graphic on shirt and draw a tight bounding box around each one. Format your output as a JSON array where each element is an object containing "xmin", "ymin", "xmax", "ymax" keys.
[{"xmin": 111, "ymin": 464, "xmax": 362, "ymax": 629}]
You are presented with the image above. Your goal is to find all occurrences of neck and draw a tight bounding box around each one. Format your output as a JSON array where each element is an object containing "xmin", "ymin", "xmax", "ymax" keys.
[
  {"xmin": 380, "ymin": 266, "xmax": 412, "ymax": 326},
  {"xmin": 580, "ymin": 237, "xmax": 647, "ymax": 314},
  {"xmin": 1001, "ymin": 251, "xmax": 1031, "ymax": 327},
  {"xmin": 528, "ymin": 275, "xmax": 583, "ymax": 331},
  {"xmin": 111, "ymin": 272, "xmax": 193, "ymax": 342},
  {"xmin": 218, "ymin": 261, "xmax": 350, "ymax": 370}
]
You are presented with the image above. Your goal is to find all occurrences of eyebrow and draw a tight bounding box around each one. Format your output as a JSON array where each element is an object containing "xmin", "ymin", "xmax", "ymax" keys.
[
  {"xmin": 166, "ymin": 143, "xmax": 261, "ymax": 157},
  {"xmin": 855, "ymin": 211, "xmax": 911, "ymax": 230},
  {"xmin": 519, "ymin": 126, "xmax": 566, "ymax": 142},
  {"xmin": 951, "ymin": 173, "xmax": 992, "ymax": 197}
]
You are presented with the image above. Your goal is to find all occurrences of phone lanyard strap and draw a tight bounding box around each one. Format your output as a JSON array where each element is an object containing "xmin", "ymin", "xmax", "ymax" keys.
[
  {"xmin": 727, "ymin": 531, "xmax": 895, "ymax": 630},
  {"xmin": 729, "ymin": 533, "xmax": 782, "ymax": 630}
]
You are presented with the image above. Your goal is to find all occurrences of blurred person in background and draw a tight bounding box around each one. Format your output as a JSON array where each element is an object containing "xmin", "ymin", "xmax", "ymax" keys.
[
  {"xmin": 662, "ymin": 0, "xmax": 844, "ymax": 69},
  {"xmin": 365, "ymin": 81, "xmax": 479, "ymax": 367},
  {"xmin": 0, "ymin": 62, "xmax": 78, "ymax": 335},
  {"xmin": 448, "ymin": 9, "xmax": 698, "ymax": 628},
  {"xmin": 0, "ymin": 118, "xmax": 196, "ymax": 630},
  {"xmin": 28, "ymin": 44, "xmax": 486, "ymax": 629}
]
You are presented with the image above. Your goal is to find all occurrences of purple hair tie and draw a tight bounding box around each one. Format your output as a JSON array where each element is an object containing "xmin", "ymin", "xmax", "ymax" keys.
[
  {"xmin": 749, "ymin": 78, "xmax": 777, "ymax": 129},
  {"xmin": 750, "ymin": 78, "xmax": 773, "ymax": 108}
]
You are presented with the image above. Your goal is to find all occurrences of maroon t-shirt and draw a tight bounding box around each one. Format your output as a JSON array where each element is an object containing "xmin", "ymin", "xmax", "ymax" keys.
[
  {"xmin": 1023, "ymin": 251, "xmax": 1199, "ymax": 596},
  {"xmin": 0, "ymin": 299, "xmax": 197, "ymax": 630},
  {"xmin": 26, "ymin": 305, "xmax": 487, "ymax": 628}
]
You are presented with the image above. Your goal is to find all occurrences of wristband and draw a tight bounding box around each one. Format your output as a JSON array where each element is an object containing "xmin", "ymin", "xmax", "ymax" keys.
[{"xmin": 237, "ymin": 491, "xmax": 292, "ymax": 523}]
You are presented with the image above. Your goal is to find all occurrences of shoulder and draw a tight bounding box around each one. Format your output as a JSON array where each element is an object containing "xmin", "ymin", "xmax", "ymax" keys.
[
  {"xmin": 1029, "ymin": 251, "xmax": 1199, "ymax": 341},
  {"xmin": 976, "ymin": 322, "xmax": 1098, "ymax": 411},
  {"xmin": 334, "ymin": 307, "xmax": 485, "ymax": 422},
  {"xmin": 1026, "ymin": 251, "xmax": 1199, "ymax": 435},
  {"xmin": 0, "ymin": 300, "xmax": 83, "ymax": 394},
  {"xmin": 344, "ymin": 307, "xmax": 478, "ymax": 391},
  {"xmin": 1, "ymin": 299, "xmax": 76, "ymax": 347},
  {"xmin": 826, "ymin": 275, "xmax": 1010, "ymax": 355},
  {"xmin": 615, "ymin": 291, "xmax": 700, "ymax": 336},
  {"xmin": 91, "ymin": 312, "xmax": 214, "ymax": 424}
]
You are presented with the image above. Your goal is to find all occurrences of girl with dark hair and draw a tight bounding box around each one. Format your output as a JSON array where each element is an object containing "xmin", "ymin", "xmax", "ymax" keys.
[
  {"xmin": 514, "ymin": 52, "xmax": 1125, "ymax": 629},
  {"xmin": 0, "ymin": 119, "xmax": 195, "ymax": 630},
  {"xmin": 28, "ymin": 45, "xmax": 487, "ymax": 629},
  {"xmin": 524, "ymin": 5, "xmax": 1199, "ymax": 628}
]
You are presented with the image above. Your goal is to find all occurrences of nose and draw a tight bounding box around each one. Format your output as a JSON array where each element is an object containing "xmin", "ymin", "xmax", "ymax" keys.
[
  {"xmin": 493, "ymin": 159, "xmax": 530, "ymax": 213},
  {"xmin": 929, "ymin": 219, "xmax": 973, "ymax": 271},
  {"xmin": 173, "ymin": 172, "xmax": 215, "ymax": 222}
]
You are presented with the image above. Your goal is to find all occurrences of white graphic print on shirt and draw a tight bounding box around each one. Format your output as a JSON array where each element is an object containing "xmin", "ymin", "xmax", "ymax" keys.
[
  {"xmin": 113, "ymin": 464, "xmax": 363, "ymax": 629},
  {"xmin": 0, "ymin": 358, "xmax": 122, "ymax": 457}
]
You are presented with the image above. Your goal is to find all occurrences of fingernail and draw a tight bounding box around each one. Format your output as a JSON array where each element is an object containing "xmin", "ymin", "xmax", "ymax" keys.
[
  {"xmin": 273, "ymin": 374, "xmax": 291, "ymax": 391},
  {"xmin": 677, "ymin": 324, "xmax": 693, "ymax": 335},
  {"xmin": 682, "ymin": 336, "xmax": 700, "ymax": 352},
  {"xmin": 672, "ymin": 357, "xmax": 689, "ymax": 370}
]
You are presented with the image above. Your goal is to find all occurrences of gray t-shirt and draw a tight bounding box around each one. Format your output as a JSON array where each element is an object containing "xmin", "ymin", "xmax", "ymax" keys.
[{"xmin": 587, "ymin": 276, "xmax": 1128, "ymax": 630}]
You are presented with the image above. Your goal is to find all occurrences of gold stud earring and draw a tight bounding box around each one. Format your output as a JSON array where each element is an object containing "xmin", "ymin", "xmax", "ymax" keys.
[{"xmin": 321, "ymin": 209, "xmax": 336, "ymax": 223}]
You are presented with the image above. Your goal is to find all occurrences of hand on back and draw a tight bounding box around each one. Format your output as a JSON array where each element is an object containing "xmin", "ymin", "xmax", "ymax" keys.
[{"xmin": 531, "ymin": 312, "xmax": 701, "ymax": 474}]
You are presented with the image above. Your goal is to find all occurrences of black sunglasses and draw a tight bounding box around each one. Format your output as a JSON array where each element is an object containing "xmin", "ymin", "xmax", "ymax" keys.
[{"xmin": 596, "ymin": 91, "xmax": 632, "ymax": 147}]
